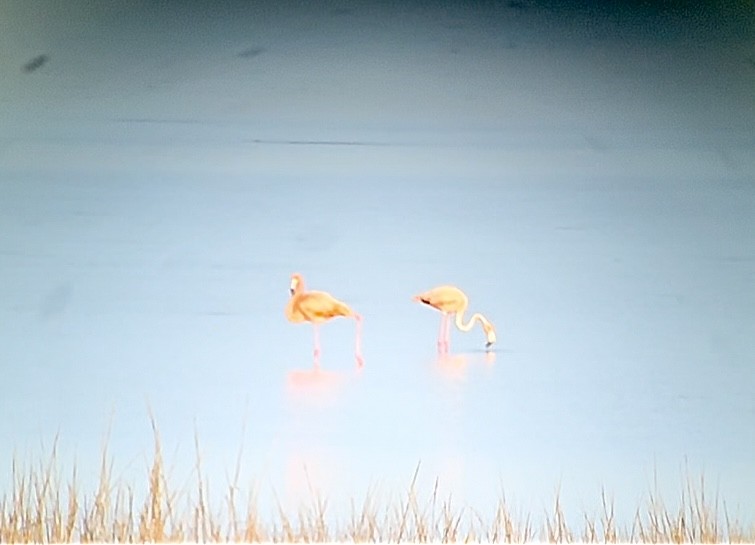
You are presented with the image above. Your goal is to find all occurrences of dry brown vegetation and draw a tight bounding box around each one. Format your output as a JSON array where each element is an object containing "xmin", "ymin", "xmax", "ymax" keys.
[{"xmin": 1, "ymin": 418, "xmax": 753, "ymax": 543}]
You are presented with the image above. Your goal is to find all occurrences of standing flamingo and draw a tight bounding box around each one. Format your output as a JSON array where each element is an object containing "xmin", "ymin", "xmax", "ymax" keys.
[
  {"xmin": 413, "ymin": 285, "xmax": 496, "ymax": 353},
  {"xmin": 285, "ymin": 273, "xmax": 363, "ymax": 368}
]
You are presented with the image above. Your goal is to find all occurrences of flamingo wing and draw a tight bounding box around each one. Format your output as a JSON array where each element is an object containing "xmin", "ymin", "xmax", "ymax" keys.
[{"xmin": 295, "ymin": 291, "xmax": 353, "ymax": 322}]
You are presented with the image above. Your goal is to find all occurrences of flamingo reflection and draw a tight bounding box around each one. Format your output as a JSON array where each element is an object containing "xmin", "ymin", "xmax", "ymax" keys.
[
  {"xmin": 283, "ymin": 450, "xmax": 335, "ymax": 512},
  {"xmin": 434, "ymin": 350, "xmax": 496, "ymax": 382},
  {"xmin": 285, "ymin": 361, "xmax": 362, "ymax": 407}
]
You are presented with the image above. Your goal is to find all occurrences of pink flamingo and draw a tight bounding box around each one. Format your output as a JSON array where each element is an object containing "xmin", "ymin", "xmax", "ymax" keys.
[
  {"xmin": 413, "ymin": 284, "xmax": 496, "ymax": 353},
  {"xmin": 285, "ymin": 273, "xmax": 363, "ymax": 367}
]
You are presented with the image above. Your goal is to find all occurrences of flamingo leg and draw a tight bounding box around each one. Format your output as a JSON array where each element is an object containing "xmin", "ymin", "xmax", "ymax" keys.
[
  {"xmin": 313, "ymin": 324, "xmax": 321, "ymax": 368},
  {"xmin": 438, "ymin": 314, "xmax": 446, "ymax": 352},
  {"xmin": 354, "ymin": 314, "xmax": 364, "ymax": 368},
  {"xmin": 444, "ymin": 312, "xmax": 452, "ymax": 353},
  {"xmin": 438, "ymin": 313, "xmax": 450, "ymax": 354}
]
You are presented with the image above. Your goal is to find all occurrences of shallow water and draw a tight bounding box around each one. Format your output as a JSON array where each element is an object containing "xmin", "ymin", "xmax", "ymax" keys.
[{"xmin": 1, "ymin": 0, "xmax": 754, "ymax": 529}]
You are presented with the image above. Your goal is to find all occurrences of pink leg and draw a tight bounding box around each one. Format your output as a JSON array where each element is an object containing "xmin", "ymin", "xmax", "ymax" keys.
[
  {"xmin": 437, "ymin": 313, "xmax": 450, "ymax": 354},
  {"xmin": 313, "ymin": 324, "xmax": 321, "ymax": 368},
  {"xmin": 437, "ymin": 314, "xmax": 444, "ymax": 352},
  {"xmin": 354, "ymin": 314, "xmax": 364, "ymax": 368},
  {"xmin": 445, "ymin": 313, "xmax": 452, "ymax": 352}
]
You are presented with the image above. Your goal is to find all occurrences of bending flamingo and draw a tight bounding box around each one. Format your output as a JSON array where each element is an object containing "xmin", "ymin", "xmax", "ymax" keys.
[
  {"xmin": 413, "ymin": 284, "xmax": 496, "ymax": 353},
  {"xmin": 285, "ymin": 273, "xmax": 363, "ymax": 368}
]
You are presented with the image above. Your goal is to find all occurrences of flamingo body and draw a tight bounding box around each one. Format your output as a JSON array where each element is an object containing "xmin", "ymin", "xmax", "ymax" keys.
[
  {"xmin": 286, "ymin": 290, "xmax": 353, "ymax": 323},
  {"xmin": 414, "ymin": 284, "xmax": 468, "ymax": 313}
]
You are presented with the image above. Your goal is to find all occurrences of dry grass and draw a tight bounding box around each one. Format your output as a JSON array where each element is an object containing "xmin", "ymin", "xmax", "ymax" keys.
[{"xmin": 1, "ymin": 418, "xmax": 753, "ymax": 543}]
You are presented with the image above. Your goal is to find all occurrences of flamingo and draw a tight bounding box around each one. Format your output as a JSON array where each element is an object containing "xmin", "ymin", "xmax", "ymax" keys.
[
  {"xmin": 285, "ymin": 273, "xmax": 363, "ymax": 368},
  {"xmin": 413, "ymin": 285, "xmax": 496, "ymax": 353}
]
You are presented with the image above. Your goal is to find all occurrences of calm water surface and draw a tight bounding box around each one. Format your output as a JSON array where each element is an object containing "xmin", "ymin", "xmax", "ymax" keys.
[
  {"xmin": 1, "ymin": 0, "xmax": 753, "ymax": 529},
  {"xmin": 2, "ymin": 171, "xmax": 753, "ymax": 525}
]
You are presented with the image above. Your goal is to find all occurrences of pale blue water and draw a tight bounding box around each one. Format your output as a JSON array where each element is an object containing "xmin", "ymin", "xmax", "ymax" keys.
[{"xmin": 1, "ymin": 0, "xmax": 753, "ymax": 531}]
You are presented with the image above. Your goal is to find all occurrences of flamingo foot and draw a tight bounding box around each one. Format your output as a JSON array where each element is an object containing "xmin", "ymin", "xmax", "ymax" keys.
[{"xmin": 356, "ymin": 354, "xmax": 364, "ymax": 368}]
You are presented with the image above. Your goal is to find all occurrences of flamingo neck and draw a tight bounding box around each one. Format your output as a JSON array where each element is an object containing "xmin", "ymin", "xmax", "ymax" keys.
[{"xmin": 455, "ymin": 306, "xmax": 487, "ymax": 332}]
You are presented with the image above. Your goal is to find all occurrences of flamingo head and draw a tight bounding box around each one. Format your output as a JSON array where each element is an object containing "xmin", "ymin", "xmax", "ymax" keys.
[
  {"xmin": 482, "ymin": 321, "xmax": 497, "ymax": 348},
  {"xmin": 289, "ymin": 272, "xmax": 304, "ymax": 295}
]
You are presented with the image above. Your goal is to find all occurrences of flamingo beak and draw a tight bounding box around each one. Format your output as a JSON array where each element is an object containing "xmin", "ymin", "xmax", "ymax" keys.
[
  {"xmin": 484, "ymin": 325, "xmax": 497, "ymax": 348},
  {"xmin": 289, "ymin": 278, "xmax": 298, "ymax": 295}
]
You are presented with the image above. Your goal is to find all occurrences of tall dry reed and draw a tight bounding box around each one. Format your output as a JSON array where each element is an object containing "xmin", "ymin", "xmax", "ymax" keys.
[{"xmin": 1, "ymin": 417, "xmax": 752, "ymax": 543}]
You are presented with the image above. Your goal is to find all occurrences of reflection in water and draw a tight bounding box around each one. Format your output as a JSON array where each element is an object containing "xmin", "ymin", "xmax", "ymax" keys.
[
  {"xmin": 281, "ymin": 362, "xmax": 360, "ymax": 515},
  {"xmin": 484, "ymin": 350, "xmax": 496, "ymax": 367},
  {"xmin": 285, "ymin": 363, "xmax": 362, "ymax": 408},
  {"xmin": 435, "ymin": 353, "xmax": 470, "ymax": 382},
  {"xmin": 283, "ymin": 448, "xmax": 336, "ymax": 512},
  {"xmin": 434, "ymin": 350, "xmax": 496, "ymax": 382},
  {"xmin": 430, "ymin": 350, "xmax": 498, "ymax": 501}
]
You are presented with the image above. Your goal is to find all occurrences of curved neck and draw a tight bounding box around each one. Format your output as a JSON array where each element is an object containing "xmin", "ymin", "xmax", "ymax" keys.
[{"xmin": 454, "ymin": 306, "xmax": 489, "ymax": 332}]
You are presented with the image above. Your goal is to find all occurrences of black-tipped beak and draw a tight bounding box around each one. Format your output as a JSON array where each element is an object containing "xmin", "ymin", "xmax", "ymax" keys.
[
  {"xmin": 485, "ymin": 341, "xmax": 494, "ymax": 349},
  {"xmin": 289, "ymin": 288, "xmax": 295, "ymax": 296}
]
